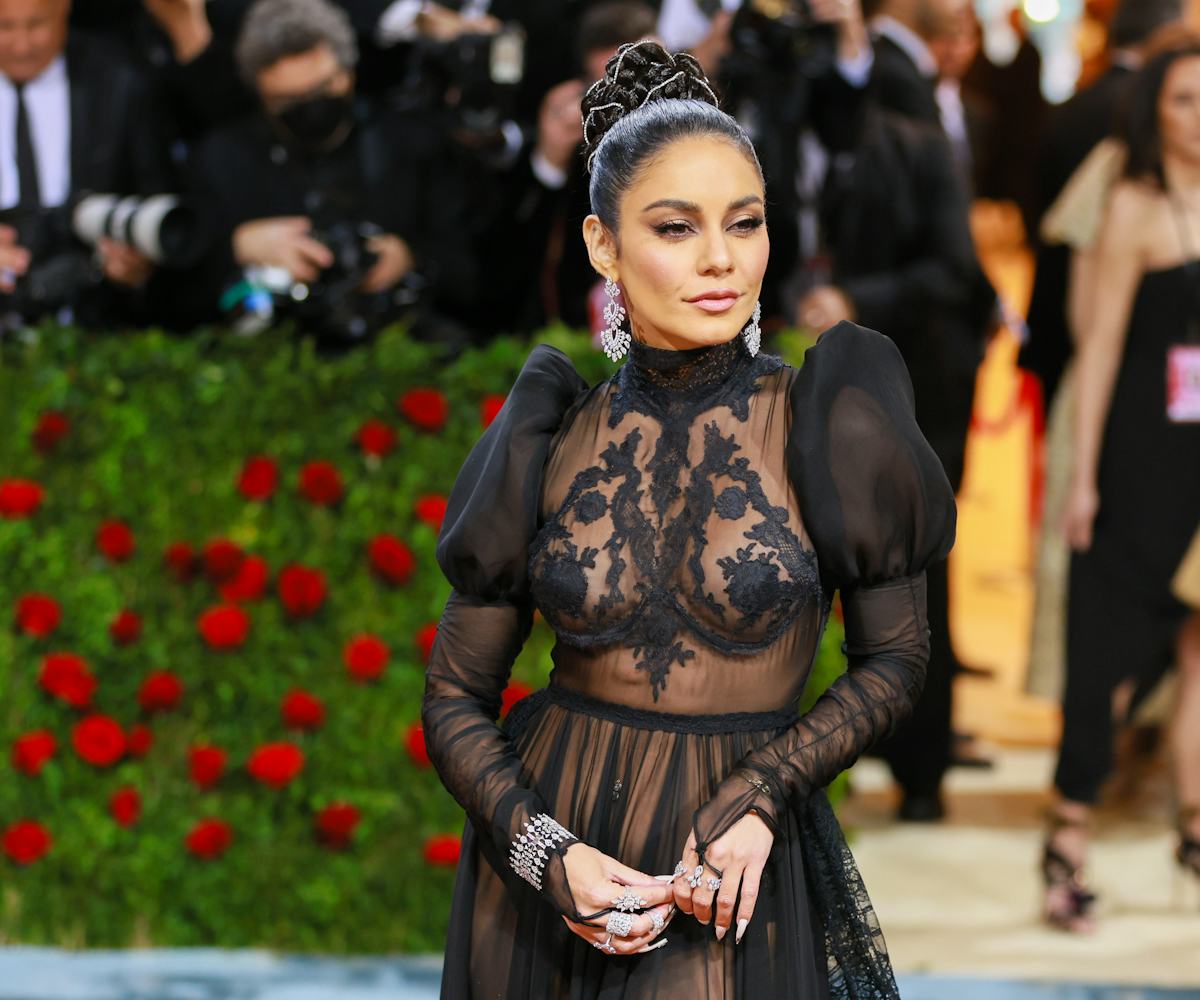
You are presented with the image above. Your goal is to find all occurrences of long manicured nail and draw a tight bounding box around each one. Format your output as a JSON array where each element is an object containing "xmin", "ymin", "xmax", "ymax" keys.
[
  {"xmin": 735, "ymin": 918, "xmax": 749, "ymax": 944},
  {"xmin": 636, "ymin": 938, "xmax": 668, "ymax": 953},
  {"xmin": 715, "ymin": 924, "xmax": 727, "ymax": 941},
  {"xmin": 654, "ymin": 873, "xmax": 676, "ymax": 880}
]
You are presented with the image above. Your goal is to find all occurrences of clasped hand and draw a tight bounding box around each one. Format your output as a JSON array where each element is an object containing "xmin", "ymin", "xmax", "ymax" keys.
[{"xmin": 560, "ymin": 811, "xmax": 773, "ymax": 953}]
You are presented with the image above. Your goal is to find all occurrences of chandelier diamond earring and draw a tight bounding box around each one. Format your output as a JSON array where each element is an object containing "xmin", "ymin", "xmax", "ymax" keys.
[
  {"xmin": 742, "ymin": 300, "xmax": 761, "ymax": 358},
  {"xmin": 601, "ymin": 276, "xmax": 630, "ymax": 362}
]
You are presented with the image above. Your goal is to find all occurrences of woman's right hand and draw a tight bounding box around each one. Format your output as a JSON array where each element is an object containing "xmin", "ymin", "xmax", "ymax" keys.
[
  {"xmin": 1062, "ymin": 476, "xmax": 1100, "ymax": 552},
  {"xmin": 560, "ymin": 842, "xmax": 676, "ymax": 955}
]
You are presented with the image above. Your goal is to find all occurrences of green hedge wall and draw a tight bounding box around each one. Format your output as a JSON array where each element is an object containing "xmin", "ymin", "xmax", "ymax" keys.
[{"xmin": 0, "ymin": 323, "xmax": 845, "ymax": 953}]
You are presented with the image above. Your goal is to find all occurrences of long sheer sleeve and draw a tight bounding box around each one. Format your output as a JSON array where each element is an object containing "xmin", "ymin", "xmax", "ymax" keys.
[
  {"xmin": 691, "ymin": 322, "xmax": 956, "ymax": 856},
  {"xmin": 422, "ymin": 344, "xmax": 590, "ymax": 919}
]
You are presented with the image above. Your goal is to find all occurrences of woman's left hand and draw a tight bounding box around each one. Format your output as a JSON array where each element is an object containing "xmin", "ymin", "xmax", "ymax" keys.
[{"xmin": 671, "ymin": 812, "xmax": 773, "ymax": 943}]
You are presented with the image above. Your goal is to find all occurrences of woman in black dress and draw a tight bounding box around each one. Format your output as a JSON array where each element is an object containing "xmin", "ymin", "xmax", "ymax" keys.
[
  {"xmin": 1049, "ymin": 40, "xmax": 1200, "ymax": 931},
  {"xmin": 422, "ymin": 41, "xmax": 956, "ymax": 998}
]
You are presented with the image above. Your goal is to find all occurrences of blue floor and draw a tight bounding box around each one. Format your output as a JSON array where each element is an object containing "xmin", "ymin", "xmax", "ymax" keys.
[{"xmin": 0, "ymin": 949, "xmax": 1194, "ymax": 999}]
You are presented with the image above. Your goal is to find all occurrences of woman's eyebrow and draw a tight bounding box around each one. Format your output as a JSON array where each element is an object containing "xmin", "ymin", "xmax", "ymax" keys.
[{"xmin": 641, "ymin": 195, "xmax": 764, "ymax": 213}]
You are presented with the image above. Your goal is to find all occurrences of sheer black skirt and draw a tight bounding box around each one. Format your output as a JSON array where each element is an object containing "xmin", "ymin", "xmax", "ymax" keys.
[{"xmin": 438, "ymin": 686, "xmax": 899, "ymax": 999}]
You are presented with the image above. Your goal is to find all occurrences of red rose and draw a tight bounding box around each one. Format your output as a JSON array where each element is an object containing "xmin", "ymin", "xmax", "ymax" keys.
[
  {"xmin": 189, "ymin": 745, "xmax": 226, "ymax": 789},
  {"xmin": 367, "ymin": 534, "xmax": 415, "ymax": 585},
  {"xmin": 15, "ymin": 593, "xmax": 61, "ymax": 638},
  {"xmin": 246, "ymin": 742, "xmax": 305, "ymax": 788},
  {"xmin": 0, "ymin": 478, "xmax": 44, "ymax": 519},
  {"xmin": 202, "ymin": 539, "xmax": 244, "ymax": 582},
  {"xmin": 344, "ymin": 634, "xmax": 389, "ymax": 682},
  {"xmin": 404, "ymin": 723, "xmax": 430, "ymax": 768},
  {"xmin": 356, "ymin": 419, "xmax": 396, "ymax": 457},
  {"xmin": 72, "ymin": 715, "xmax": 125, "ymax": 767},
  {"xmin": 12, "ymin": 730, "xmax": 56, "ymax": 776},
  {"xmin": 198, "ymin": 604, "xmax": 250, "ymax": 650},
  {"xmin": 277, "ymin": 565, "xmax": 326, "ymax": 618},
  {"xmin": 164, "ymin": 541, "xmax": 197, "ymax": 582},
  {"xmin": 109, "ymin": 609, "xmax": 142, "ymax": 646},
  {"xmin": 110, "ymin": 786, "xmax": 141, "ymax": 827},
  {"xmin": 138, "ymin": 671, "xmax": 184, "ymax": 713},
  {"xmin": 219, "ymin": 555, "xmax": 269, "ymax": 603},
  {"xmin": 3, "ymin": 820, "xmax": 51, "ymax": 864},
  {"xmin": 501, "ymin": 681, "xmax": 533, "ymax": 718},
  {"xmin": 415, "ymin": 623, "xmax": 438, "ymax": 663},
  {"xmin": 237, "ymin": 455, "xmax": 278, "ymax": 501},
  {"xmin": 423, "ymin": 833, "xmax": 462, "ymax": 867},
  {"xmin": 31, "ymin": 410, "xmax": 70, "ymax": 453},
  {"xmin": 96, "ymin": 520, "xmax": 135, "ymax": 562},
  {"xmin": 413, "ymin": 494, "xmax": 447, "ymax": 531},
  {"xmin": 398, "ymin": 387, "xmax": 449, "ymax": 431},
  {"xmin": 315, "ymin": 802, "xmax": 361, "ymax": 849},
  {"xmin": 38, "ymin": 652, "xmax": 96, "ymax": 708},
  {"xmin": 480, "ymin": 394, "xmax": 506, "ymax": 428},
  {"xmin": 185, "ymin": 818, "xmax": 232, "ymax": 859},
  {"xmin": 127, "ymin": 724, "xmax": 154, "ymax": 757},
  {"xmin": 298, "ymin": 461, "xmax": 343, "ymax": 506},
  {"xmin": 281, "ymin": 689, "xmax": 325, "ymax": 731}
]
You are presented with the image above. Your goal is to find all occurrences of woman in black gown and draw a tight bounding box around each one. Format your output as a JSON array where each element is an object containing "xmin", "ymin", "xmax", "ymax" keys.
[
  {"xmin": 422, "ymin": 42, "xmax": 956, "ymax": 998},
  {"xmin": 1049, "ymin": 40, "xmax": 1200, "ymax": 931}
]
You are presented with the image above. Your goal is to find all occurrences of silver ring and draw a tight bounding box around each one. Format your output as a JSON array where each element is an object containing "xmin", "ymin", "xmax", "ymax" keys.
[
  {"xmin": 606, "ymin": 911, "xmax": 635, "ymax": 937},
  {"xmin": 650, "ymin": 910, "xmax": 665, "ymax": 932},
  {"xmin": 686, "ymin": 865, "xmax": 704, "ymax": 889},
  {"xmin": 672, "ymin": 860, "xmax": 687, "ymax": 879},
  {"xmin": 706, "ymin": 875, "xmax": 722, "ymax": 892},
  {"xmin": 611, "ymin": 887, "xmax": 649, "ymax": 912}
]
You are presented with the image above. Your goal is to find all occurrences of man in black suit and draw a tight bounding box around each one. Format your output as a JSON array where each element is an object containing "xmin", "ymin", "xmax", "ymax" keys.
[
  {"xmin": 1021, "ymin": 0, "xmax": 1183, "ymax": 406},
  {"xmin": 179, "ymin": 0, "xmax": 476, "ymax": 339},
  {"xmin": 865, "ymin": 0, "xmax": 967, "ymax": 128},
  {"xmin": 789, "ymin": 100, "xmax": 993, "ymax": 822},
  {"xmin": 0, "ymin": 0, "xmax": 176, "ymax": 325}
]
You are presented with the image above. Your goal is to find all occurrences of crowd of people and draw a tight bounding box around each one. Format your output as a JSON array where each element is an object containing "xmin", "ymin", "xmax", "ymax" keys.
[{"xmin": 3, "ymin": 0, "xmax": 1198, "ymax": 943}]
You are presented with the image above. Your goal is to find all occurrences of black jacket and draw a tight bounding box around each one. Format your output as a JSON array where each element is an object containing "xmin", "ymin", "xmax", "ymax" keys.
[
  {"xmin": 867, "ymin": 34, "xmax": 941, "ymax": 128},
  {"xmin": 180, "ymin": 99, "xmax": 477, "ymax": 327}
]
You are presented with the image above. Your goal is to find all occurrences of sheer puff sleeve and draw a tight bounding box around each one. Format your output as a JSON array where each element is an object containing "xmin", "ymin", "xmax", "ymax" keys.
[
  {"xmin": 422, "ymin": 344, "xmax": 589, "ymax": 919},
  {"xmin": 691, "ymin": 321, "xmax": 956, "ymax": 856}
]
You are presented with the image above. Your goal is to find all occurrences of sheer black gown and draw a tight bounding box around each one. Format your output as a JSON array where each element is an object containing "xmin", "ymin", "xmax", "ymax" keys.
[{"xmin": 423, "ymin": 321, "xmax": 957, "ymax": 999}]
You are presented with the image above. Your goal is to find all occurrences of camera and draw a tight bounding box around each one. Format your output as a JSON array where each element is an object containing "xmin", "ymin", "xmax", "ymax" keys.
[
  {"xmin": 223, "ymin": 219, "xmax": 424, "ymax": 346},
  {"xmin": 727, "ymin": 0, "xmax": 837, "ymax": 81},
  {"xmin": 0, "ymin": 193, "xmax": 210, "ymax": 322},
  {"xmin": 406, "ymin": 24, "xmax": 525, "ymax": 140}
]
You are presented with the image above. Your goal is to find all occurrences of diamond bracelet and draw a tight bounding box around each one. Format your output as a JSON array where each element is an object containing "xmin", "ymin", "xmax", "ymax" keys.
[{"xmin": 509, "ymin": 814, "xmax": 577, "ymax": 891}]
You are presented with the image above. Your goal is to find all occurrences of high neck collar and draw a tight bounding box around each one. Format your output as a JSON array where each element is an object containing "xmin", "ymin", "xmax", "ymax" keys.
[{"xmin": 624, "ymin": 334, "xmax": 748, "ymax": 393}]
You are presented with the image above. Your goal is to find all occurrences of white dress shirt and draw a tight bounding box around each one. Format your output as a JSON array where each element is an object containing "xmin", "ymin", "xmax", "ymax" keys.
[{"xmin": 0, "ymin": 55, "xmax": 71, "ymax": 209}]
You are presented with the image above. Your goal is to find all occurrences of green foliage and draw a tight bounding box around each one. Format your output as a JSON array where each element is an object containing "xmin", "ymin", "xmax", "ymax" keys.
[{"xmin": 0, "ymin": 323, "xmax": 844, "ymax": 952}]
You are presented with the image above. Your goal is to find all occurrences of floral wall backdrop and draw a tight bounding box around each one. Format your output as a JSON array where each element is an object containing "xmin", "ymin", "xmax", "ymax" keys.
[{"xmin": 0, "ymin": 324, "xmax": 845, "ymax": 952}]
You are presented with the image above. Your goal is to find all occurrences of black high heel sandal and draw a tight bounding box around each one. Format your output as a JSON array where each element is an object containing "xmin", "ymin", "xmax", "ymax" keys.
[
  {"xmin": 1176, "ymin": 806, "xmax": 1200, "ymax": 879},
  {"xmin": 1040, "ymin": 809, "xmax": 1097, "ymax": 933}
]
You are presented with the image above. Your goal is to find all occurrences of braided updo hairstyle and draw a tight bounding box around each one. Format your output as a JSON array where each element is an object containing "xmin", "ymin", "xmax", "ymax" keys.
[{"xmin": 581, "ymin": 40, "xmax": 764, "ymax": 231}]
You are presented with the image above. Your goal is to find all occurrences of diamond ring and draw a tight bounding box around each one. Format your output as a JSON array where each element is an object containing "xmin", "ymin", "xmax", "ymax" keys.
[
  {"xmin": 606, "ymin": 911, "xmax": 635, "ymax": 937},
  {"xmin": 685, "ymin": 865, "xmax": 704, "ymax": 889},
  {"xmin": 611, "ymin": 887, "xmax": 649, "ymax": 912},
  {"xmin": 672, "ymin": 860, "xmax": 687, "ymax": 879},
  {"xmin": 650, "ymin": 910, "xmax": 665, "ymax": 932},
  {"xmin": 706, "ymin": 875, "xmax": 722, "ymax": 892}
]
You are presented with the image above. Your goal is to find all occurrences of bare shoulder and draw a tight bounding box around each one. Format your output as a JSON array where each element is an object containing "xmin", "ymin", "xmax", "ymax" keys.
[{"xmin": 1101, "ymin": 178, "xmax": 1169, "ymax": 261}]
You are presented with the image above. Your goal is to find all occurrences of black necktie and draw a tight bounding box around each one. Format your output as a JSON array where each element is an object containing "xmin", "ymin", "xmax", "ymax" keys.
[{"xmin": 14, "ymin": 81, "xmax": 41, "ymax": 210}]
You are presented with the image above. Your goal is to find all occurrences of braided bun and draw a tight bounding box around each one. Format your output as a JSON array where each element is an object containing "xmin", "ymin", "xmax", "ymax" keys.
[{"xmin": 581, "ymin": 40, "xmax": 720, "ymax": 172}]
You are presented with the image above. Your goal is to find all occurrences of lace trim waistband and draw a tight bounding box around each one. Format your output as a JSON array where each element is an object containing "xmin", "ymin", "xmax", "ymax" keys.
[{"xmin": 504, "ymin": 684, "xmax": 798, "ymax": 736}]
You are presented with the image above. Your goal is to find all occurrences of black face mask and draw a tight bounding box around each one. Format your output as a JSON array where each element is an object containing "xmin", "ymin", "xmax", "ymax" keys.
[{"xmin": 273, "ymin": 92, "xmax": 354, "ymax": 154}]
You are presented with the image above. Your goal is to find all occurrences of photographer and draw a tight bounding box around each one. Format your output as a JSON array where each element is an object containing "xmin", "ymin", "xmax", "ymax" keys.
[
  {"xmin": 181, "ymin": 0, "xmax": 477, "ymax": 343},
  {"xmin": 0, "ymin": 0, "xmax": 176, "ymax": 329}
]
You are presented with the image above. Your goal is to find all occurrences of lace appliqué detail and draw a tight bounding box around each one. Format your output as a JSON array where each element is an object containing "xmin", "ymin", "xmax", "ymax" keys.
[
  {"xmin": 509, "ymin": 814, "xmax": 577, "ymax": 892},
  {"xmin": 529, "ymin": 349, "xmax": 822, "ymax": 701}
]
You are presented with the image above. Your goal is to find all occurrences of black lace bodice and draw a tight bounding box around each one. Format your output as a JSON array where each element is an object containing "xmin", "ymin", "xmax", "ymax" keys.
[
  {"xmin": 423, "ymin": 321, "xmax": 956, "ymax": 921},
  {"xmin": 529, "ymin": 333, "xmax": 822, "ymax": 703}
]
